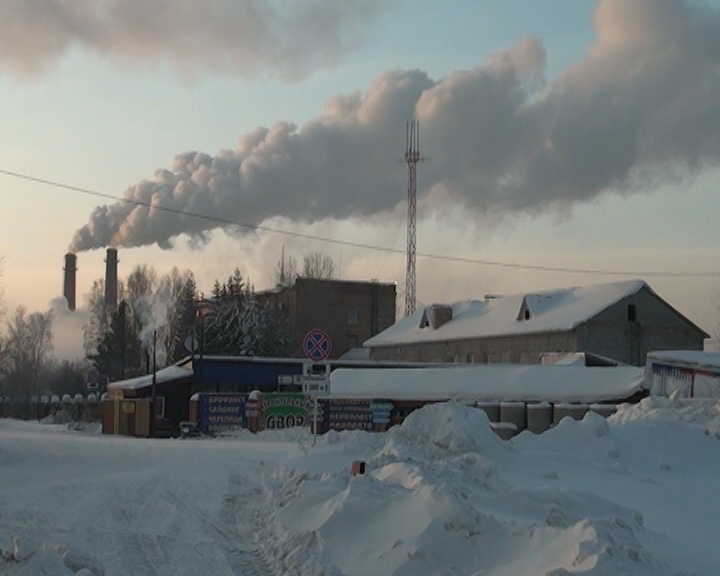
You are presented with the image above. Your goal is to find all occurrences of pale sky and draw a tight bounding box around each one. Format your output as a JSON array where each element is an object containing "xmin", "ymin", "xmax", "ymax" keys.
[{"xmin": 1, "ymin": 0, "xmax": 719, "ymax": 347}]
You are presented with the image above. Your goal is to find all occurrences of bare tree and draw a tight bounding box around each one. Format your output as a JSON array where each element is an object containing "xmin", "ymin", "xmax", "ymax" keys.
[
  {"xmin": 2, "ymin": 306, "xmax": 53, "ymax": 397},
  {"xmin": 0, "ymin": 255, "xmax": 5, "ymax": 322},
  {"xmin": 301, "ymin": 251, "xmax": 336, "ymax": 280},
  {"xmin": 274, "ymin": 254, "xmax": 299, "ymax": 287},
  {"xmin": 0, "ymin": 257, "xmax": 5, "ymax": 379}
]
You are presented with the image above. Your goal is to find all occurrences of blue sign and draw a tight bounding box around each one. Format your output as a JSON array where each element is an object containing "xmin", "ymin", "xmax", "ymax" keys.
[
  {"xmin": 303, "ymin": 329, "xmax": 332, "ymax": 361},
  {"xmin": 370, "ymin": 400, "xmax": 394, "ymax": 427},
  {"xmin": 320, "ymin": 399, "xmax": 372, "ymax": 432},
  {"xmin": 197, "ymin": 393, "xmax": 247, "ymax": 433}
]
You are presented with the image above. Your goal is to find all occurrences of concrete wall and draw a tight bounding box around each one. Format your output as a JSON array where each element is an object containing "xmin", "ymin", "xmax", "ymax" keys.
[
  {"xmin": 576, "ymin": 287, "xmax": 706, "ymax": 365},
  {"xmin": 263, "ymin": 279, "xmax": 396, "ymax": 359},
  {"xmin": 370, "ymin": 331, "xmax": 577, "ymax": 363}
]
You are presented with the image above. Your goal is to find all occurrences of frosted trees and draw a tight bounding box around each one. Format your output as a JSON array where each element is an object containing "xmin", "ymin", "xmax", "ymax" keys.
[{"xmin": 1, "ymin": 306, "xmax": 54, "ymax": 397}]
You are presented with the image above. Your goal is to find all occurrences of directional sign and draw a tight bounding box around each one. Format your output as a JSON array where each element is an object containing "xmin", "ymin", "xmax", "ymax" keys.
[{"xmin": 303, "ymin": 329, "xmax": 332, "ymax": 361}]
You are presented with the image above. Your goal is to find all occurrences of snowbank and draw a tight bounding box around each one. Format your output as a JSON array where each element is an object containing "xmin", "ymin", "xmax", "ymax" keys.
[
  {"xmin": 2, "ymin": 399, "xmax": 718, "ymax": 576},
  {"xmin": 257, "ymin": 401, "xmax": 719, "ymax": 576},
  {"xmin": 329, "ymin": 365, "xmax": 644, "ymax": 402}
]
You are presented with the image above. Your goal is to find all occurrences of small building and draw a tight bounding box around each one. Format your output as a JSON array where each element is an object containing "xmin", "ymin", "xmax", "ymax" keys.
[
  {"xmin": 365, "ymin": 280, "xmax": 708, "ymax": 366},
  {"xmin": 258, "ymin": 278, "xmax": 396, "ymax": 359},
  {"xmin": 104, "ymin": 361, "xmax": 194, "ymax": 437},
  {"xmin": 104, "ymin": 355, "xmax": 442, "ymax": 436},
  {"xmin": 644, "ymin": 350, "xmax": 720, "ymax": 398}
]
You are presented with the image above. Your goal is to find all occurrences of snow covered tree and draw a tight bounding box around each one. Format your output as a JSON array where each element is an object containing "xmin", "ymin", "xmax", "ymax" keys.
[
  {"xmin": 169, "ymin": 273, "xmax": 197, "ymax": 362},
  {"xmin": 82, "ymin": 278, "xmax": 110, "ymax": 360},
  {"xmin": 202, "ymin": 298, "xmax": 244, "ymax": 355},
  {"xmin": 253, "ymin": 300, "xmax": 290, "ymax": 357},
  {"xmin": 200, "ymin": 270, "xmax": 288, "ymax": 357}
]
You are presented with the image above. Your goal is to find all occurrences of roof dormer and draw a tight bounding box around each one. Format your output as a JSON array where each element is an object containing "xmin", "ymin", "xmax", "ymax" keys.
[
  {"xmin": 517, "ymin": 297, "xmax": 532, "ymax": 321},
  {"xmin": 420, "ymin": 304, "xmax": 453, "ymax": 329}
]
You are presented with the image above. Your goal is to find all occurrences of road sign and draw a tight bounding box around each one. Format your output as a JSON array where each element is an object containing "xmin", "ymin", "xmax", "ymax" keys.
[
  {"xmin": 86, "ymin": 368, "xmax": 100, "ymax": 391},
  {"xmin": 302, "ymin": 380, "xmax": 331, "ymax": 396},
  {"xmin": 184, "ymin": 334, "xmax": 200, "ymax": 353},
  {"xmin": 303, "ymin": 329, "xmax": 332, "ymax": 361}
]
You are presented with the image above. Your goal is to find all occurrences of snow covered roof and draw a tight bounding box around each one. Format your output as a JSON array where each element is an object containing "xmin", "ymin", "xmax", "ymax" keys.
[
  {"xmin": 365, "ymin": 279, "xmax": 651, "ymax": 347},
  {"xmin": 329, "ymin": 365, "xmax": 644, "ymax": 403},
  {"xmin": 107, "ymin": 363, "xmax": 194, "ymax": 391},
  {"xmin": 646, "ymin": 350, "xmax": 720, "ymax": 372},
  {"xmin": 338, "ymin": 347, "xmax": 371, "ymax": 361}
]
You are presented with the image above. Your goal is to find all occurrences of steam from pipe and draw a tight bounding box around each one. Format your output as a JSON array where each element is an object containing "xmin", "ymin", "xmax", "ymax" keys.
[
  {"xmin": 70, "ymin": 0, "xmax": 720, "ymax": 253},
  {"xmin": 0, "ymin": 0, "xmax": 384, "ymax": 80}
]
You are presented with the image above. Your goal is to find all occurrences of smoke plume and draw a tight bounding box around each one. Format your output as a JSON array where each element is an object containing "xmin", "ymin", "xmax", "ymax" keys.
[
  {"xmin": 70, "ymin": 0, "xmax": 720, "ymax": 253},
  {"xmin": 0, "ymin": 0, "xmax": 383, "ymax": 80}
]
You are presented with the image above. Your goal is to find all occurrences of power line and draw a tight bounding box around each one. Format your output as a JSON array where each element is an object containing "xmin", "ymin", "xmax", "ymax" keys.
[{"xmin": 2, "ymin": 167, "xmax": 720, "ymax": 278}]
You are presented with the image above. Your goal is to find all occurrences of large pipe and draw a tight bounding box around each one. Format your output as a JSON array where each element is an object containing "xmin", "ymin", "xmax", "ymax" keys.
[
  {"xmin": 63, "ymin": 252, "xmax": 77, "ymax": 311},
  {"xmin": 104, "ymin": 247, "xmax": 118, "ymax": 309}
]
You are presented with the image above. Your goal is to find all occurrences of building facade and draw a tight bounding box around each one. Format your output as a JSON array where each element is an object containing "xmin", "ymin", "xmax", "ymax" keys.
[
  {"xmin": 259, "ymin": 278, "xmax": 396, "ymax": 359},
  {"xmin": 366, "ymin": 281, "xmax": 707, "ymax": 366}
]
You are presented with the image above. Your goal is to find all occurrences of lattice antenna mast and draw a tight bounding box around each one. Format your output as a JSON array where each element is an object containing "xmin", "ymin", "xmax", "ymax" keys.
[{"xmin": 404, "ymin": 120, "xmax": 425, "ymax": 317}]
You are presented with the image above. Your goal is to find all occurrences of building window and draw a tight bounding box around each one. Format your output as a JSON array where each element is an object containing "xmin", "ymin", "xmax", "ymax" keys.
[
  {"xmin": 524, "ymin": 309, "xmax": 531, "ymax": 320},
  {"xmin": 466, "ymin": 353, "xmax": 474, "ymax": 363},
  {"xmin": 627, "ymin": 304, "xmax": 636, "ymax": 322},
  {"xmin": 347, "ymin": 335, "xmax": 359, "ymax": 349},
  {"xmin": 154, "ymin": 396, "xmax": 165, "ymax": 419},
  {"xmin": 347, "ymin": 308, "xmax": 358, "ymax": 325}
]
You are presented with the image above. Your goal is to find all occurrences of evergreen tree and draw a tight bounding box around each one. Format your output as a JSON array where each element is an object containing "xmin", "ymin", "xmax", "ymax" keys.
[
  {"xmin": 88, "ymin": 300, "xmax": 145, "ymax": 382},
  {"xmin": 170, "ymin": 274, "xmax": 197, "ymax": 362}
]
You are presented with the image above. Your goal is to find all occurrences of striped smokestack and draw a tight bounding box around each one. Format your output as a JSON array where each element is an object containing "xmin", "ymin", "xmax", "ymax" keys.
[
  {"xmin": 63, "ymin": 253, "xmax": 77, "ymax": 311},
  {"xmin": 104, "ymin": 248, "xmax": 118, "ymax": 309}
]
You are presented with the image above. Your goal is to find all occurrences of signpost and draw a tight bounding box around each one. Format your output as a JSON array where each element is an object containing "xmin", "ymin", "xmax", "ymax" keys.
[{"xmin": 302, "ymin": 361, "xmax": 331, "ymax": 445}]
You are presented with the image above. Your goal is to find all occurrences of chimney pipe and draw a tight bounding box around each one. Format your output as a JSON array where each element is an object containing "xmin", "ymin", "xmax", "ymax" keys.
[
  {"xmin": 63, "ymin": 253, "xmax": 77, "ymax": 311},
  {"xmin": 104, "ymin": 248, "xmax": 118, "ymax": 309}
]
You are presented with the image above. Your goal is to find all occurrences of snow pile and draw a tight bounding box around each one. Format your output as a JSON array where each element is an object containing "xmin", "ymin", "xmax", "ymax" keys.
[
  {"xmin": 375, "ymin": 400, "xmax": 508, "ymax": 462},
  {"xmin": 2, "ymin": 399, "xmax": 718, "ymax": 575},
  {"xmin": 258, "ymin": 402, "xmax": 686, "ymax": 576},
  {"xmin": 611, "ymin": 395, "xmax": 720, "ymax": 435},
  {"xmin": 0, "ymin": 538, "xmax": 105, "ymax": 576}
]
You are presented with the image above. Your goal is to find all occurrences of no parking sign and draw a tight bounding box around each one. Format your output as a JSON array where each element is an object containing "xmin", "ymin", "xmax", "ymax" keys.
[{"xmin": 303, "ymin": 329, "xmax": 332, "ymax": 361}]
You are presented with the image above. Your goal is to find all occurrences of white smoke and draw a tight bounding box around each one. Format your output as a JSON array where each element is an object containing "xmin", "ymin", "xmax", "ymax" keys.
[
  {"xmin": 49, "ymin": 297, "xmax": 88, "ymax": 362},
  {"xmin": 134, "ymin": 290, "xmax": 172, "ymax": 368},
  {"xmin": 70, "ymin": 0, "xmax": 720, "ymax": 252},
  {"xmin": 0, "ymin": 0, "xmax": 385, "ymax": 80}
]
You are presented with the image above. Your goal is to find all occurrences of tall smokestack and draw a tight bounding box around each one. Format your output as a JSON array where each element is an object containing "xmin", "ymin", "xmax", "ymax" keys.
[
  {"xmin": 63, "ymin": 253, "xmax": 77, "ymax": 311},
  {"xmin": 104, "ymin": 248, "xmax": 118, "ymax": 309}
]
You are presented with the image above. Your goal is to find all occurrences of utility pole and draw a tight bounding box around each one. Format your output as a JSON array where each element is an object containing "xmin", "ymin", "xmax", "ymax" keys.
[{"xmin": 151, "ymin": 329, "xmax": 157, "ymax": 437}]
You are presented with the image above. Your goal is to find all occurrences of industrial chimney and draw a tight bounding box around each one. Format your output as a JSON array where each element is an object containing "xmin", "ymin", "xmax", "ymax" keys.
[
  {"xmin": 63, "ymin": 253, "xmax": 77, "ymax": 311},
  {"xmin": 104, "ymin": 248, "xmax": 118, "ymax": 309}
]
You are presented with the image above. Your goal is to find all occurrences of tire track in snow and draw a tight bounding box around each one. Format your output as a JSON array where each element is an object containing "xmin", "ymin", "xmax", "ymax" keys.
[{"xmin": 164, "ymin": 475, "xmax": 273, "ymax": 576}]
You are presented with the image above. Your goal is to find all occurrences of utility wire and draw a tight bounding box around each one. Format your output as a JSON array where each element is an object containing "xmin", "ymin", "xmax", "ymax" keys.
[{"xmin": 2, "ymin": 167, "xmax": 720, "ymax": 278}]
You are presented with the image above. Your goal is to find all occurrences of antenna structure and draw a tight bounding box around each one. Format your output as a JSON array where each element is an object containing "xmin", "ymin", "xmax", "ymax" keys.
[{"xmin": 404, "ymin": 120, "xmax": 425, "ymax": 317}]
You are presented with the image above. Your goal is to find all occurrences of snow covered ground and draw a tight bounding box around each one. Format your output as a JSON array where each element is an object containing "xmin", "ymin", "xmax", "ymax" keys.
[{"xmin": 1, "ymin": 397, "xmax": 718, "ymax": 576}]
